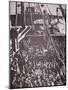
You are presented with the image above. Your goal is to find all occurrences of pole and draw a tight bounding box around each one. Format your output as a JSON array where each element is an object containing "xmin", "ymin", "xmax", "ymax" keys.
[{"xmin": 21, "ymin": 2, "xmax": 25, "ymax": 29}]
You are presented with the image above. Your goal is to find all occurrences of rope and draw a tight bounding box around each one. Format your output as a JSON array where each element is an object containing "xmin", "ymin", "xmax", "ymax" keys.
[{"xmin": 38, "ymin": 4, "xmax": 64, "ymax": 65}]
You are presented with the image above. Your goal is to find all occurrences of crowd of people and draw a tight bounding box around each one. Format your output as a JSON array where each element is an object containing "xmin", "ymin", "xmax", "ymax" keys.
[
  {"xmin": 10, "ymin": 36, "xmax": 66, "ymax": 89},
  {"xmin": 9, "ymin": 2, "xmax": 66, "ymax": 89}
]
